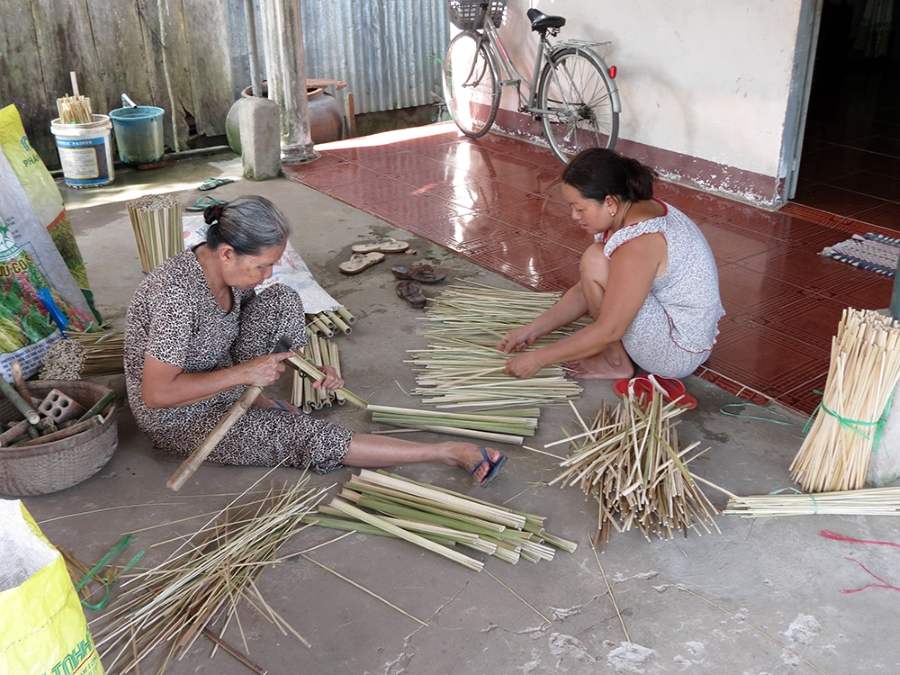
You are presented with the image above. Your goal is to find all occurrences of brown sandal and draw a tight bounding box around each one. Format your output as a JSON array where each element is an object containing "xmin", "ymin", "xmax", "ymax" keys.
[
  {"xmin": 396, "ymin": 280, "xmax": 427, "ymax": 309},
  {"xmin": 391, "ymin": 263, "xmax": 447, "ymax": 284}
]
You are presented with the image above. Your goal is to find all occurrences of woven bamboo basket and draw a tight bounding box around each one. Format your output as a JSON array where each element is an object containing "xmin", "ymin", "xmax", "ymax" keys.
[{"xmin": 0, "ymin": 380, "xmax": 118, "ymax": 496}]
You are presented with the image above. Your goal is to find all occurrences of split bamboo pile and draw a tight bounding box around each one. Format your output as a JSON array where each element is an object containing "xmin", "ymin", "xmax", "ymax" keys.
[
  {"xmin": 127, "ymin": 194, "xmax": 184, "ymax": 273},
  {"xmin": 306, "ymin": 469, "xmax": 577, "ymax": 570},
  {"xmin": 306, "ymin": 307, "xmax": 355, "ymax": 339},
  {"xmin": 550, "ymin": 388, "xmax": 718, "ymax": 548},
  {"xmin": 92, "ymin": 477, "xmax": 328, "ymax": 673},
  {"xmin": 291, "ymin": 332, "xmax": 346, "ymax": 412},
  {"xmin": 724, "ymin": 486, "xmax": 900, "ymax": 517},
  {"xmin": 408, "ymin": 283, "xmax": 584, "ymax": 410},
  {"xmin": 39, "ymin": 329, "xmax": 124, "ymax": 379},
  {"xmin": 790, "ymin": 309, "xmax": 900, "ymax": 492},
  {"xmin": 56, "ymin": 73, "xmax": 92, "ymax": 124},
  {"xmin": 368, "ymin": 404, "xmax": 539, "ymax": 446},
  {"xmin": 286, "ymin": 350, "xmax": 367, "ymax": 410}
]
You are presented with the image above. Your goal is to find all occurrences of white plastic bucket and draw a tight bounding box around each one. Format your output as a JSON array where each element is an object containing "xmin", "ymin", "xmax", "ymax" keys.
[{"xmin": 50, "ymin": 114, "xmax": 115, "ymax": 188}]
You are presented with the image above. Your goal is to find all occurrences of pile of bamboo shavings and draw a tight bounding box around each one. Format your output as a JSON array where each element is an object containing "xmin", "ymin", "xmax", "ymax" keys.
[
  {"xmin": 550, "ymin": 387, "xmax": 718, "ymax": 548},
  {"xmin": 305, "ymin": 469, "xmax": 577, "ymax": 570},
  {"xmin": 790, "ymin": 308, "xmax": 900, "ymax": 492},
  {"xmin": 92, "ymin": 476, "xmax": 328, "ymax": 673},
  {"xmin": 291, "ymin": 332, "xmax": 346, "ymax": 412},
  {"xmin": 127, "ymin": 194, "xmax": 184, "ymax": 273},
  {"xmin": 368, "ymin": 404, "xmax": 539, "ymax": 446},
  {"xmin": 306, "ymin": 307, "xmax": 355, "ymax": 339},
  {"xmin": 408, "ymin": 283, "xmax": 585, "ymax": 410},
  {"xmin": 723, "ymin": 486, "xmax": 900, "ymax": 517},
  {"xmin": 39, "ymin": 328, "xmax": 125, "ymax": 379},
  {"xmin": 56, "ymin": 73, "xmax": 92, "ymax": 124}
]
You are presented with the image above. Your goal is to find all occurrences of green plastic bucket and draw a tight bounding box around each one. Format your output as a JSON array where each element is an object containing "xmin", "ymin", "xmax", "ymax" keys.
[{"xmin": 109, "ymin": 106, "xmax": 165, "ymax": 164}]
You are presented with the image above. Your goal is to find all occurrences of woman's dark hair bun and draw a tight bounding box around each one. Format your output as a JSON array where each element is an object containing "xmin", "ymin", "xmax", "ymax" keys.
[
  {"xmin": 204, "ymin": 203, "xmax": 225, "ymax": 225},
  {"xmin": 562, "ymin": 149, "xmax": 655, "ymax": 203}
]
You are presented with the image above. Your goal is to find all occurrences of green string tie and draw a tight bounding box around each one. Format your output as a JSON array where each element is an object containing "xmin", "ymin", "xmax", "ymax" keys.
[
  {"xmin": 769, "ymin": 487, "xmax": 817, "ymax": 513},
  {"xmin": 803, "ymin": 393, "xmax": 893, "ymax": 453}
]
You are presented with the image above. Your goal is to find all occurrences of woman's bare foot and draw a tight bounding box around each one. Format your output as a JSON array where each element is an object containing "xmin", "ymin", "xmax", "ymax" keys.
[
  {"xmin": 566, "ymin": 351, "xmax": 634, "ymax": 380},
  {"xmin": 441, "ymin": 442, "xmax": 503, "ymax": 483}
]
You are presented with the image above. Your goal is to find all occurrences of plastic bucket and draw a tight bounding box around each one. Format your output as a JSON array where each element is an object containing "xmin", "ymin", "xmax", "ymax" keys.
[
  {"xmin": 50, "ymin": 114, "xmax": 115, "ymax": 189},
  {"xmin": 108, "ymin": 106, "xmax": 165, "ymax": 165}
]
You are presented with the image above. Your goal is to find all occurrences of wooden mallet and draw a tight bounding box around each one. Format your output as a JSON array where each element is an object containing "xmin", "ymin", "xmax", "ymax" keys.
[{"xmin": 167, "ymin": 338, "xmax": 293, "ymax": 492}]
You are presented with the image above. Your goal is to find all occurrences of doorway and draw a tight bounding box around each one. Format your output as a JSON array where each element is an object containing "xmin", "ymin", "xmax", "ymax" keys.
[{"xmin": 792, "ymin": 0, "xmax": 900, "ymax": 228}]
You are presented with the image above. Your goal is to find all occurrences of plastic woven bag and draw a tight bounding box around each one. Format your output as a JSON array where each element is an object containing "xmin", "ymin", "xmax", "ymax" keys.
[
  {"xmin": 869, "ymin": 387, "xmax": 900, "ymax": 487},
  {"xmin": 0, "ymin": 500, "xmax": 104, "ymax": 675}
]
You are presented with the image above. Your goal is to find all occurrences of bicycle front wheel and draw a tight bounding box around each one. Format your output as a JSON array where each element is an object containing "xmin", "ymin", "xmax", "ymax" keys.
[
  {"xmin": 538, "ymin": 47, "xmax": 619, "ymax": 163},
  {"xmin": 442, "ymin": 30, "xmax": 501, "ymax": 138}
]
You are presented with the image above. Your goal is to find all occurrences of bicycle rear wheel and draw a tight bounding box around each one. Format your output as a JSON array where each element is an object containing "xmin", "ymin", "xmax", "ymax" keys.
[
  {"xmin": 442, "ymin": 30, "xmax": 501, "ymax": 138},
  {"xmin": 538, "ymin": 47, "xmax": 619, "ymax": 163}
]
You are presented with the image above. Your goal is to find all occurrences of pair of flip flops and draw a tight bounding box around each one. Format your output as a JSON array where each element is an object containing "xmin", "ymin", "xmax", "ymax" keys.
[
  {"xmin": 339, "ymin": 251, "xmax": 385, "ymax": 275},
  {"xmin": 392, "ymin": 262, "xmax": 447, "ymax": 284},
  {"xmin": 352, "ymin": 238, "xmax": 410, "ymax": 254},
  {"xmin": 612, "ymin": 375, "xmax": 698, "ymax": 410},
  {"xmin": 470, "ymin": 447, "xmax": 507, "ymax": 487}
]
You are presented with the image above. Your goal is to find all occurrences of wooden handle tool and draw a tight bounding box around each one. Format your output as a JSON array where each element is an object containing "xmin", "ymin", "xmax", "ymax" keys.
[{"xmin": 167, "ymin": 385, "xmax": 262, "ymax": 491}]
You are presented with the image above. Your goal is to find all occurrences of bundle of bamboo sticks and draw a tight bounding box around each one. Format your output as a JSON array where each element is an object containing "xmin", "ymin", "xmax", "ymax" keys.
[
  {"xmin": 550, "ymin": 389, "xmax": 718, "ymax": 548},
  {"xmin": 790, "ymin": 308, "xmax": 900, "ymax": 492},
  {"xmin": 368, "ymin": 404, "xmax": 539, "ymax": 446},
  {"xmin": 291, "ymin": 332, "xmax": 346, "ymax": 412},
  {"xmin": 408, "ymin": 283, "xmax": 584, "ymax": 410},
  {"xmin": 39, "ymin": 329, "xmax": 125, "ymax": 379},
  {"xmin": 92, "ymin": 477, "xmax": 328, "ymax": 673},
  {"xmin": 724, "ymin": 486, "xmax": 900, "ymax": 517},
  {"xmin": 127, "ymin": 194, "xmax": 184, "ymax": 273},
  {"xmin": 56, "ymin": 73, "xmax": 92, "ymax": 124},
  {"xmin": 306, "ymin": 307, "xmax": 355, "ymax": 339},
  {"xmin": 306, "ymin": 469, "xmax": 577, "ymax": 570}
]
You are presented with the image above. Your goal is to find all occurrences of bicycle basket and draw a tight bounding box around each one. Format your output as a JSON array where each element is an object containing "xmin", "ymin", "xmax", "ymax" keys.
[{"xmin": 448, "ymin": 0, "xmax": 507, "ymax": 30}]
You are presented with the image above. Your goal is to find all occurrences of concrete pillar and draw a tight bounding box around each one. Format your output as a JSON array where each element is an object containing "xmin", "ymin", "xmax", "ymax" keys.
[
  {"xmin": 260, "ymin": 0, "xmax": 318, "ymax": 165},
  {"xmin": 240, "ymin": 97, "xmax": 282, "ymax": 180}
]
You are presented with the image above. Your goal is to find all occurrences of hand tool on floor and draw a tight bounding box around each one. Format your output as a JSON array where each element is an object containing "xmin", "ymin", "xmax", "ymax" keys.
[{"xmin": 167, "ymin": 338, "xmax": 293, "ymax": 492}]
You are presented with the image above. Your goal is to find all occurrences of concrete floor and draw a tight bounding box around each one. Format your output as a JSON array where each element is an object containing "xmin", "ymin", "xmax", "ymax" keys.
[{"xmin": 20, "ymin": 153, "xmax": 900, "ymax": 674}]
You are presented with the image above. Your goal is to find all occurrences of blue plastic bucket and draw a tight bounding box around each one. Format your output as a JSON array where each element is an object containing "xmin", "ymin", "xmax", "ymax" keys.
[
  {"xmin": 50, "ymin": 114, "xmax": 115, "ymax": 188},
  {"xmin": 108, "ymin": 106, "xmax": 165, "ymax": 164}
]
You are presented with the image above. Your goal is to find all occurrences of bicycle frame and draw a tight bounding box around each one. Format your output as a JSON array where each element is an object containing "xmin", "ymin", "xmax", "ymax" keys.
[{"xmin": 476, "ymin": 12, "xmax": 615, "ymax": 119}]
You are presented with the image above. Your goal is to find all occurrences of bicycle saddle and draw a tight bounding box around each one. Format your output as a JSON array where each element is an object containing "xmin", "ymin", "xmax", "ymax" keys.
[{"xmin": 526, "ymin": 8, "xmax": 566, "ymax": 32}]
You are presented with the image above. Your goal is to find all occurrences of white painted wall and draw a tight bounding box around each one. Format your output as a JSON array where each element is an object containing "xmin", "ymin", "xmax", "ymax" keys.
[{"xmin": 494, "ymin": 0, "xmax": 804, "ymax": 180}]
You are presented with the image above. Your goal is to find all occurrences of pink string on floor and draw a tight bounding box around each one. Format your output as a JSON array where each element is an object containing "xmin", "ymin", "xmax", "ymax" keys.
[
  {"xmin": 819, "ymin": 529, "xmax": 900, "ymax": 549},
  {"xmin": 841, "ymin": 558, "xmax": 900, "ymax": 595}
]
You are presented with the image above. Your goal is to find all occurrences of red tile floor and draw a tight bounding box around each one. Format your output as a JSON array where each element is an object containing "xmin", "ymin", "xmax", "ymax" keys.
[{"xmin": 284, "ymin": 123, "xmax": 895, "ymax": 414}]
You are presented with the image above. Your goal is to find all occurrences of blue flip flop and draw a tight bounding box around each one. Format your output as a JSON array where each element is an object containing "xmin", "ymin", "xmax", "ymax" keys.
[{"xmin": 470, "ymin": 447, "xmax": 507, "ymax": 487}]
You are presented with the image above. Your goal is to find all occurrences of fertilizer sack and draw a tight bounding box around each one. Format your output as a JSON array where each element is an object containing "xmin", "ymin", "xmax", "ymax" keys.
[
  {"xmin": 0, "ymin": 500, "xmax": 104, "ymax": 675},
  {"xmin": 869, "ymin": 387, "xmax": 900, "ymax": 487},
  {"xmin": 0, "ymin": 105, "xmax": 100, "ymax": 320}
]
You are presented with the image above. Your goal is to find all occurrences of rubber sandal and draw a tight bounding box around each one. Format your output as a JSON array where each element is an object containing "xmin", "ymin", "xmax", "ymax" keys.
[
  {"xmin": 613, "ymin": 375, "xmax": 698, "ymax": 409},
  {"xmin": 395, "ymin": 280, "xmax": 427, "ymax": 309},
  {"xmin": 186, "ymin": 196, "xmax": 226, "ymax": 212},
  {"xmin": 352, "ymin": 238, "xmax": 410, "ymax": 254},
  {"xmin": 339, "ymin": 252, "xmax": 385, "ymax": 275},
  {"xmin": 198, "ymin": 177, "xmax": 235, "ymax": 191},
  {"xmin": 391, "ymin": 263, "xmax": 447, "ymax": 284},
  {"xmin": 469, "ymin": 447, "xmax": 507, "ymax": 487}
]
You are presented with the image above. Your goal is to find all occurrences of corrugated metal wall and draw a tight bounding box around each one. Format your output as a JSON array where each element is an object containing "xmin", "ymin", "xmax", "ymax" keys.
[
  {"xmin": 1, "ymin": 0, "xmax": 449, "ymax": 167},
  {"xmin": 300, "ymin": 0, "xmax": 449, "ymax": 114}
]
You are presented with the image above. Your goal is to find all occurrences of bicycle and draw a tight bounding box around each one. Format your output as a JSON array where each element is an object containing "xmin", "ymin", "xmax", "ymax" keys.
[{"xmin": 442, "ymin": 1, "xmax": 621, "ymax": 164}]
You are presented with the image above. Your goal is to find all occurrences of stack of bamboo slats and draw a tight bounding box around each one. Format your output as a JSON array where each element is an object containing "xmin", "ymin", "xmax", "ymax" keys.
[
  {"xmin": 790, "ymin": 308, "xmax": 900, "ymax": 492},
  {"xmin": 368, "ymin": 404, "xmax": 539, "ymax": 446},
  {"xmin": 93, "ymin": 477, "xmax": 329, "ymax": 672},
  {"xmin": 550, "ymin": 387, "xmax": 718, "ymax": 548},
  {"xmin": 306, "ymin": 469, "xmax": 577, "ymax": 570},
  {"xmin": 291, "ymin": 332, "xmax": 346, "ymax": 412},
  {"xmin": 408, "ymin": 283, "xmax": 585, "ymax": 410},
  {"xmin": 56, "ymin": 73, "xmax": 92, "ymax": 124},
  {"xmin": 127, "ymin": 194, "xmax": 184, "ymax": 273}
]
